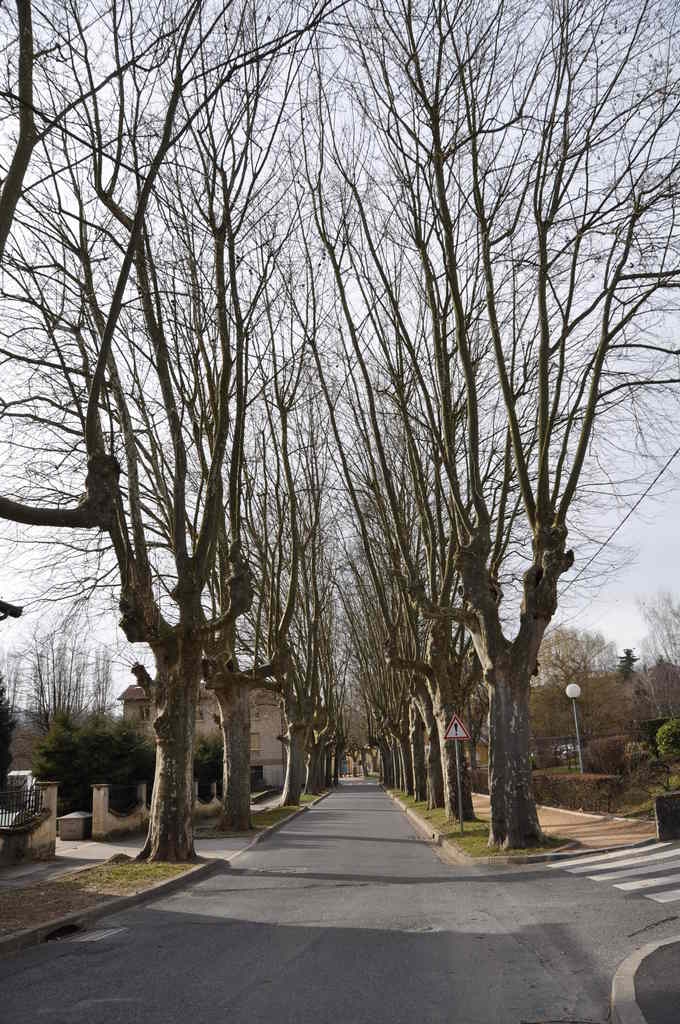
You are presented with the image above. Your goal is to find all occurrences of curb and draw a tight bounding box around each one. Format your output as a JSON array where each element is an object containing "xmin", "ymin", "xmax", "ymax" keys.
[
  {"xmin": 0, "ymin": 789, "xmax": 334, "ymax": 958},
  {"xmin": 384, "ymin": 788, "xmax": 655, "ymax": 866},
  {"xmin": 231, "ymin": 789, "xmax": 332, "ymax": 858},
  {"xmin": 611, "ymin": 933, "xmax": 680, "ymax": 1024},
  {"xmin": 0, "ymin": 858, "xmax": 224, "ymax": 958}
]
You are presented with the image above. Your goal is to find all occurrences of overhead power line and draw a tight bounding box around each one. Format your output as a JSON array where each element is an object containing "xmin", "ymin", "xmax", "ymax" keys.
[{"xmin": 560, "ymin": 444, "xmax": 680, "ymax": 597}]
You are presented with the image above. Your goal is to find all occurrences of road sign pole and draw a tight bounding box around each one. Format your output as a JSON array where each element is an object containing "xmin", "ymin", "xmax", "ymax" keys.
[{"xmin": 454, "ymin": 738, "xmax": 464, "ymax": 835}]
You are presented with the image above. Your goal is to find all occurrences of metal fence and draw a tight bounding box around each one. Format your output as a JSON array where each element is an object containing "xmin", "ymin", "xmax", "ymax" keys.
[
  {"xmin": 108, "ymin": 785, "xmax": 140, "ymax": 815},
  {"xmin": 0, "ymin": 783, "xmax": 44, "ymax": 829},
  {"xmin": 196, "ymin": 779, "xmax": 213, "ymax": 802}
]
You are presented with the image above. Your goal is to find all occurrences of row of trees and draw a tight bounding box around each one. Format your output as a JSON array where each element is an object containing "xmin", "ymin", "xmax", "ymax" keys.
[
  {"xmin": 2, "ymin": 0, "xmax": 680, "ymax": 854},
  {"xmin": 1, "ymin": 616, "xmax": 116, "ymax": 731}
]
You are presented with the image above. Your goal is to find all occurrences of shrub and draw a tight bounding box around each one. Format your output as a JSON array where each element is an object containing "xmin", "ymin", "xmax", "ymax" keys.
[
  {"xmin": 624, "ymin": 741, "xmax": 652, "ymax": 774},
  {"xmin": 532, "ymin": 771, "xmax": 624, "ymax": 813},
  {"xmin": 33, "ymin": 714, "xmax": 155, "ymax": 814},
  {"xmin": 583, "ymin": 735, "xmax": 627, "ymax": 775},
  {"xmin": 656, "ymin": 719, "xmax": 680, "ymax": 760},
  {"xmin": 194, "ymin": 737, "xmax": 223, "ymax": 785},
  {"xmin": 639, "ymin": 718, "xmax": 671, "ymax": 755}
]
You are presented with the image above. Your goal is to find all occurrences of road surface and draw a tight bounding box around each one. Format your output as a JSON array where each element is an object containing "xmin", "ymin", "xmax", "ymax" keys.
[{"xmin": 1, "ymin": 781, "xmax": 677, "ymax": 1023}]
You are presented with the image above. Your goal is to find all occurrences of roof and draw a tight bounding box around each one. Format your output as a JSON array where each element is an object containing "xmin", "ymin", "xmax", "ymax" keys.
[{"xmin": 117, "ymin": 685, "xmax": 148, "ymax": 703}]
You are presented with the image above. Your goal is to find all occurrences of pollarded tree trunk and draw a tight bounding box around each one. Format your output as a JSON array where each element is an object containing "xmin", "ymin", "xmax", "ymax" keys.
[
  {"xmin": 410, "ymin": 703, "xmax": 427, "ymax": 802},
  {"xmin": 333, "ymin": 744, "xmax": 343, "ymax": 786},
  {"xmin": 215, "ymin": 681, "xmax": 251, "ymax": 832},
  {"xmin": 399, "ymin": 733, "xmax": 414, "ymax": 796},
  {"xmin": 434, "ymin": 705, "xmax": 474, "ymax": 822},
  {"xmin": 305, "ymin": 739, "xmax": 325, "ymax": 794},
  {"xmin": 488, "ymin": 666, "xmax": 542, "ymax": 849},
  {"xmin": 379, "ymin": 741, "xmax": 390, "ymax": 785},
  {"xmin": 422, "ymin": 705, "xmax": 444, "ymax": 809},
  {"xmin": 383, "ymin": 741, "xmax": 395, "ymax": 787},
  {"xmin": 281, "ymin": 722, "xmax": 307, "ymax": 805},
  {"xmin": 138, "ymin": 633, "xmax": 202, "ymax": 862},
  {"xmin": 325, "ymin": 748, "xmax": 333, "ymax": 788},
  {"xmin": 390, "ymin": 739, "xmax": 401, "ymax": 789}
]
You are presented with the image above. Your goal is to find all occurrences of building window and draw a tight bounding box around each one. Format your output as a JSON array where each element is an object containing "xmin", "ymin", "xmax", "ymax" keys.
[{"xmin": 250, "ymin": 732, "xmax": 260, "ymax": 754}]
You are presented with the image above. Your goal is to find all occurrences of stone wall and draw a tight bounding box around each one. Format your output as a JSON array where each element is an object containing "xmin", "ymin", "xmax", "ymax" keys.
[
  {"xmin": 0, "ymin": 782, "xmax": 58, "ymax": 865},
  {"xmin": 92, "ymin": 782, "xmax": 149, "ymax": 840}
]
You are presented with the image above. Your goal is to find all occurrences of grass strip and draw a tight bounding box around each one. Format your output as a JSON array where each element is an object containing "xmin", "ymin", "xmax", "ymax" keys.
[
  {"xmin": 389, "ymin": 790, "xmax": 569, "ymax": 856},
  {"xmin": 59, "ymin": 859, "xmax": 193, "ymax": 895}
]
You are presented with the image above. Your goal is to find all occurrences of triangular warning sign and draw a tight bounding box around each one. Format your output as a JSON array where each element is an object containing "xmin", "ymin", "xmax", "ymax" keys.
[{"xmin": 444, "ymin": 713, "xmax": 471, "ymax": 741}]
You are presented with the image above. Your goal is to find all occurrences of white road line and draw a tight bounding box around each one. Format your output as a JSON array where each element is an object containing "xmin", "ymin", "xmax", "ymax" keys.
[
  {"xmin": 646, "ymin": 888, "xmax": 680, "ymax": 904},
  {"xmin": 588, "ymin": 856, "xmax": 680, "ymax": 882},
  {"xmin": 548, "ymin": 843, "xmax": 670, "ymax": 870},
  {"xmin": 567, "ymin": 846, "xmax": 680, "ymax": 875},
  {"xmin": 614, "ymin": 873, "xmax": 680, "ymax": 892}
]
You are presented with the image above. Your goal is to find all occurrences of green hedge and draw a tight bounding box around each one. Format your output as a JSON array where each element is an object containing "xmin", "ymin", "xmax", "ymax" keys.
[
  {"xmin": 532, "ymin": 771, "xmax": 623, "ymax": 813},
  {"xmin": 471, "ymin": 765, "xmax": 622, "ymax": 813}
]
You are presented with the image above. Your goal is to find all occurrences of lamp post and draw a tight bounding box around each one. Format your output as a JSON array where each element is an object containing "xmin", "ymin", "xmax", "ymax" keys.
[{"xmin": 565, "ymin": 683, "xmax": 584, "ymax": 773}]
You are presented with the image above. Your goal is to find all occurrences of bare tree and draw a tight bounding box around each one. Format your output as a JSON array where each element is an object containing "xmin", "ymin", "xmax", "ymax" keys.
[
  {"xmin": 640, "ymin": 591, "xmax": 680, "ymax": 666},
  {"xmin": 0, "ymin": 0, "xmax": 339, "ymax": 860},
  {"xmin": 16, "ymin": 612, "xmax": 115, "ymax": 732},
  {"xmin": 304, "ymin": 0, "xmax": 680, "ymax": 847}
]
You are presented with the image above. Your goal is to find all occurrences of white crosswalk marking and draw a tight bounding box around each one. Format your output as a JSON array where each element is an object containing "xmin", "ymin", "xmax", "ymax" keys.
[
  {"xmin": 647, "ymin": 888, "xmax": 680, "ymax": 903},
  {"xmin": 547, "ymin": 842, "xmax": 670, "ymax": 870},
  {"xmin": 589, "ymin": 856, "xmax": 680, "ymax": 882},
  {"xmin": 551, "ymin": 842, "xmax": 680, "ymax": 905},
  {"xmin": 615, "ymin": 873, "xmax": 680, "ymax": 891},
  {"xmin": 567, "ymin": 846, "xmax": 680, "ymax": 875}
]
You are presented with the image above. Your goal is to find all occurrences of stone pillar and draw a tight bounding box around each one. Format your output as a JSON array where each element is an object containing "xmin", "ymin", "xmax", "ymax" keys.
[
  {"xmin": 193, "ymin": 780, "xmax": 199, "ymax": 800},
  {"xmin": 210, "ymin": 782, "xmax": 217, "ymax": 800},
  {"xmin": 92, "ymin": 784, "xmax": 110, "ymax": 840},
  {"xmin": 136, "ymin": 781, "xmax": 147, "ymax": 807},
  {"xmin": 36, "ymin": 781, "xmax": 59, "ymax": 853}
]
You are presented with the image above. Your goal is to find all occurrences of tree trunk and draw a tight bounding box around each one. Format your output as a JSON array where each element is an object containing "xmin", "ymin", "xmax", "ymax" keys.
[
  {"xmin": 390, "ymin": 739, "xmax": 401, "ymax": 789},
  {"xmin": 215, "ymin": 681, "xmax": 251, "ymax": 832},
  {"xmin": 333, "ymin": 743, "xmax": 343, "ymax": 786},
  {"xmin": 434, "ymin": 706, "xmax": 475, "ymax": 822},
  {"xmin": 281, "ymin": 722, "xmax": 307, "ymax": 805},
  {"xmin": 488, "ymin": 670, "xmax": 542, "ymax": 849},
  {"xmin": 468, "ymin": 697, "xmax": 478, "ymax": 770},
  {"xmin": 382, "ymin": 741, "xmax": 394, "ymax": 787},
  {"xmin": 424, "ymin": 709, "xmax": 444, "ymax": 809},
  {"xmin": 399, "ymin": 733, "xmax": 414, "ymax": 796},
  {"xmin": 305, "ymin": 739, "xmax": 325, "ymax": 794},
  {"xmin": 324, "ymin": 747, "xmax": 333, "ymax": 788},
  {"xmin": 410, "ymin": 703, "xmax": 427, "ymax": 802},
  {"xmin": 138, "ymin": 634, "xmax": 201, "ymax": 862}
]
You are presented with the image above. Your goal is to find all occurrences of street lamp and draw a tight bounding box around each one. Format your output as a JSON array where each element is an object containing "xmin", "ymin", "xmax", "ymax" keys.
[{"xmin": 565, "ymin": 683, "xmax": 584, "ymax": 774}]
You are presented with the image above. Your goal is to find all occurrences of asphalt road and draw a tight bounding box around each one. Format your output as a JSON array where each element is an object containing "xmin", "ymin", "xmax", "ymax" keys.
[{"xmin": 1, "ymin": 781, "xmax": 677, "ymax": 1024}]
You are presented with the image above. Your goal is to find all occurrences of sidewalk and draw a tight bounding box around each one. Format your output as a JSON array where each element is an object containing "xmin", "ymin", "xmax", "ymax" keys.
[
  {"xmin": 611, "ymin": 934, "xmax": 680, "ymax": 1024},
  {"xmin": 472, "ymin": 793, "xmax": 656, "ymax": 849},
  {"xmin": 0, "ymin": 794, "xmax": 284, "ymax": 890}
]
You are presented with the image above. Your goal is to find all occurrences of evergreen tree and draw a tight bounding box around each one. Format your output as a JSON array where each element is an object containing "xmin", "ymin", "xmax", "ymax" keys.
[
  {"xmin": 0, "ymin": 675, "xmax": 16, "ymax": 787},
  {"xmin": 618, "ymin": 648, "xmax": 639, "ymax": 680}
]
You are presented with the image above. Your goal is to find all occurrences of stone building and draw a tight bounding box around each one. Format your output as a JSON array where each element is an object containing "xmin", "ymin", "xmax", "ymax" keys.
[{"xmin": 117, "ymin": 683, "xmax": 286, "ymax": 787}]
